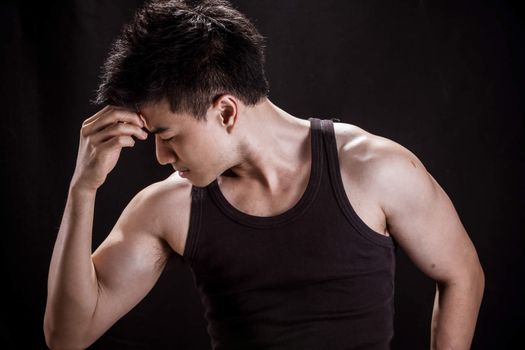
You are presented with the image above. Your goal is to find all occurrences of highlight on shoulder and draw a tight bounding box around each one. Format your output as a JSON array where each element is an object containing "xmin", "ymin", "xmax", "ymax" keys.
[
  {"xmin": 333, "ymin": 121, "xmax": 423, "ymax": 168},
  {"xmin": 333, "ymin": 120, "xmax": 431, "ymax": 197},
  {"xmin": 136, "ymin": 172, "xmax": 193, "ymax": 206},
  {"xmin": 129, "ymin": 172, "xmax": 194, "ymax": 256}
]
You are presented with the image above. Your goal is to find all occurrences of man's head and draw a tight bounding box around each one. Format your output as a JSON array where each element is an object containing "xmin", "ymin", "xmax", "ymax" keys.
[
  {"xmin": 138, "ymin": 92, "xmax": 256, "ymax": 186},
  {"xmin": 92, "ymin": 0, "xmax": 269, "ymax": 121}
]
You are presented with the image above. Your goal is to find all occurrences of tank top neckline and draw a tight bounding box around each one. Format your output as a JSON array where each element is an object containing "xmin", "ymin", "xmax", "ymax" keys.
[{"xmin": 207, "ymin": 117, "xmax": 324, "ymax": 229}]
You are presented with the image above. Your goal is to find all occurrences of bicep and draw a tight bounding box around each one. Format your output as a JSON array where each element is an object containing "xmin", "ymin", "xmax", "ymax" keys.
[
  {"xmin": 86, "ymin": 190, "xmax": 172, "ymax": 344},
  {"xmin": 375, "ymin": 144, "xmax": 481, "ymax": 283}
]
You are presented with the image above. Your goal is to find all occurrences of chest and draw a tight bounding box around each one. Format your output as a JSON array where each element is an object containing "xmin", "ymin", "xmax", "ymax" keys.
[
  {"xmin": 219, "ymin": 175, "xmax": 388, "ymax": 236},
  {"xmin": 166, "ymin": 124, "xmax": 390, "ymax": 257}
]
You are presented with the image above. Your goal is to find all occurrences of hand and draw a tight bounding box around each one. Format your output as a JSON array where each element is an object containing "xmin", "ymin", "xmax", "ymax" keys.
[{"xmin": 70, "ymin": 105, "xmax": 148, "ymax": 192}]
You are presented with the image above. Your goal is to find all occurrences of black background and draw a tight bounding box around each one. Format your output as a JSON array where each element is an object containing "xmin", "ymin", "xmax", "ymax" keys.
[{"xmin": 1, "ymin": 0, "xmax": 524, "ymax": 349}]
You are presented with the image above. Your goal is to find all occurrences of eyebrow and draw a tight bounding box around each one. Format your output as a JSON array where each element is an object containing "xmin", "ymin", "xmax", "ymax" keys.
[{"xmin": 149, "ymin": 126, "xmax": 170, "ymax": 135}]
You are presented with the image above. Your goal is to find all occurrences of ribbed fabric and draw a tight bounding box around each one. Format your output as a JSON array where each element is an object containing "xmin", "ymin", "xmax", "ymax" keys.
[{"xmin": 182, "ymin": 118, "xmax": 397, "ymax": 349}]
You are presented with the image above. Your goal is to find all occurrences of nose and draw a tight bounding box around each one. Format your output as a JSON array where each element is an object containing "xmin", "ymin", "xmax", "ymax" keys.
[{"xmin": 155, "ymin": 136, "xmax": 177, "ymax": 165}]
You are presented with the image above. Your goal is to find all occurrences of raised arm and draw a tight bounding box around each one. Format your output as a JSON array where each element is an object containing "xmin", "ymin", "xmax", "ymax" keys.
[
  {"xmin": 364, "ymin": 137, "xmax": 484, "ymax": 349},
  {"xmin": 43, "ymin": 106, "xmax": 173, "ymax": 349}
]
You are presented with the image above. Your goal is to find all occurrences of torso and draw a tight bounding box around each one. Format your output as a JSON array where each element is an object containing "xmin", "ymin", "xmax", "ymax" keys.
[{"xmin": 159, "ymin": 121, "xmax": 390, "ymax": 257}]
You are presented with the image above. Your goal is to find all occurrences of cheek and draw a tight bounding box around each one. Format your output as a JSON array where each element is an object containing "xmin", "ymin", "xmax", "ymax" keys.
[
  {"xmin": 187, "ymin": 136, "xmax": 218, "ymax": 163},
  {"xmin": 189, "ymin": 127, "xmax": 233, "ymax": 167},
  {"xmin": 204, "ymin": 137, "xmax": 232, "ymax": 167}
]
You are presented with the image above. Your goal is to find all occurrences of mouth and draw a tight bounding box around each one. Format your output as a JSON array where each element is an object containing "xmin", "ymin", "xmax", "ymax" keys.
[
  {"xmin": 177, "ymin": 168, "xmax": 190, "ymax": 177},
  {"xmin": 172, "ymin": 164, "xmax": 189, "ymax": 172}
]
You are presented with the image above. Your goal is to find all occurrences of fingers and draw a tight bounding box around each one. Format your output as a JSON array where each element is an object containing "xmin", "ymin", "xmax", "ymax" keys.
[
  {"xmin": 101, "ymin": 135, "xmax": 137, "ymax": 150},
  {"xmin": 82, "ymin": 105, "xmax": 144, "ymax": 137},
  {"xmin": 89, "ymin": 121, "xmax": 148, "ymax": 144},
  {"xmin": 82, "ymin": 105, "xmax": 112, "ymax": 127},
  {"xmin": 72, "ymin": 105, "xmax": 148, "ymax": 191}
]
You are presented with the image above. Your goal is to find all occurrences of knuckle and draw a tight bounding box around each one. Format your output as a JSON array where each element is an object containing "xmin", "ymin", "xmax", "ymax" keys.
[
  {"xmin": 112, "ymin": 122, "xmax": 125, "ymax": 131},
  {"xmin": 118, "ymin": 123, "xmax": 134, "ymax": 134},
  {"xmin": 112, "ymin": 109, "xmax": 129, "ymax": 120},
  {"xmin": 117, "ymin": 136, "xmax": 131, "ymax": 146},
  {"xmin": 103, "ymin": 122, "xmax": 123, "ymax": 134},
  {"xmin": 81, "ymin": 118, "xmax": 92, "ymax": 127}
]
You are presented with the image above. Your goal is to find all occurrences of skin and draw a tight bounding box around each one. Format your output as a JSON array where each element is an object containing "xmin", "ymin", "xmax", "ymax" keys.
[{"xmin": 44, "ymin": 95, "xmax": 484, "ymax": 349}]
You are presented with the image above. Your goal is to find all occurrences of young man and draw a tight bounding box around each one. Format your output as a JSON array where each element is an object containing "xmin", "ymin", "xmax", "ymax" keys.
[{"xmin": 44, "ymin": 0, "xmax": 484, "ymax": 349}]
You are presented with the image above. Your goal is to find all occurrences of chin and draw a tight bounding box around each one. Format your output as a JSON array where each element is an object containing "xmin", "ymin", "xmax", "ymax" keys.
[{"xmin": 186, "ymin": 172, "xmax": 217, "ymax": 188}]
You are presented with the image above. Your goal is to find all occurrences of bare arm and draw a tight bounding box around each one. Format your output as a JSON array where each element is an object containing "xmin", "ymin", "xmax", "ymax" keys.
[
  {"xmin": 44, "ymin": 105, "xmax": 155, "ymax": 349},
  {"xmin": 366, "ymin": 138, "xmax": 484, "ymax": 349},
  {"xmin": 44, "ymin": 186, "xmax": 98, "ymax": 349}
]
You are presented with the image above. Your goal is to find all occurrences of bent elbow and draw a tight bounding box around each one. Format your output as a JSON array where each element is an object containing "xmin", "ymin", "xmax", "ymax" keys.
[
  {"xmin": 475, "ymin": 263, "xmax": 485, "ymax": 299},
  {"xmin": 45, "ymin": 335, "xmax": 86, "ymax": 350},
  {"xmin": 436, "ymin": 261, "xmax": 485, "ymax": 297},
  {"xmin": 44, "ymin": 320, "xmax": 86, "ymax": 350}
]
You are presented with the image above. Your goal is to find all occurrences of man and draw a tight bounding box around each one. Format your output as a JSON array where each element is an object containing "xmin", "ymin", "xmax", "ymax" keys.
[{"xmin": 44, "ymin": 0, "xmax": 484, "ymax": 349}]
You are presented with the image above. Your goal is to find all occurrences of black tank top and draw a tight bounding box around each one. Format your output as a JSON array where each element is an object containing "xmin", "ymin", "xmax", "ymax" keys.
[{"xmin": 182, "ymin": 117, "xmax": 397, "ymax": 349}]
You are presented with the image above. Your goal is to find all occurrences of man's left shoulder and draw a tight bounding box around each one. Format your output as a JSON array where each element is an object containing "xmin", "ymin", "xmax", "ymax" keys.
[
  {"xmin": 333, "ymin": 122, "xmax": 441, "ymax": 218},
  {"xmin": 333, "ymin": 122, "xmax": 428, "ymax": 181}
]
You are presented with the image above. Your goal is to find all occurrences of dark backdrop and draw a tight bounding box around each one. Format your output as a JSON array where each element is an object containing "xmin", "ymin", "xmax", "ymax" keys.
[{"xmin": 1, "ymin": 0, "xmax": 523, "ymax": 349}]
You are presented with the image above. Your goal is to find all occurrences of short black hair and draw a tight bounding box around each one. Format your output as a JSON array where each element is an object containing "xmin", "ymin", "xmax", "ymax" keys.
[{"xmin": 92, "ymin": 0, "xmax": 270, "ymax": 120}]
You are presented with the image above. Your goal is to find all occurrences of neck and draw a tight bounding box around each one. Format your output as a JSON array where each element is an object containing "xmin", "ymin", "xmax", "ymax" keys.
[{"xmin": 224, "ymin": 98, "xmax": 311, "ymax": 193}]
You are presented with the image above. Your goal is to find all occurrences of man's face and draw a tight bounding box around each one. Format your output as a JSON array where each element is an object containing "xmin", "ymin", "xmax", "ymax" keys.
[{"xmin": 138, "ymin": 99, "xmax": 235, "ymax": 187}]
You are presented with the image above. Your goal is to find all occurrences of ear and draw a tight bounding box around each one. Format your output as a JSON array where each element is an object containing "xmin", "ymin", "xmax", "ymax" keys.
[{"xmin": 214, "ymin": 94, "xmax": 238, "ymax": 131}]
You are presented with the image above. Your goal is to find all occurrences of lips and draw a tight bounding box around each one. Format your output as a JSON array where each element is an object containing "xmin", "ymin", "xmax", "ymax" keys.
[
  {"xmin": 173, "ymin": 166, "xmax": 190, "ymax": 172},
  {"xmin": 174, "ymin": 165, "xmax": 190, "ymax": 178}
]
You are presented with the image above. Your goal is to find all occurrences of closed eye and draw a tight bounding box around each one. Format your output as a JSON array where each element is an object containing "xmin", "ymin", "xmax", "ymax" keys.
[{"xmin": 162, "ymin": 136, "xmax": 175, "ymax": 142}]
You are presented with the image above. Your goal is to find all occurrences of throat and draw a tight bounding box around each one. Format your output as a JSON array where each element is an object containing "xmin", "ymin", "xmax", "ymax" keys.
[{"xmin": 217, "ymin": 161, "xmax": 312, "ymax": 217}]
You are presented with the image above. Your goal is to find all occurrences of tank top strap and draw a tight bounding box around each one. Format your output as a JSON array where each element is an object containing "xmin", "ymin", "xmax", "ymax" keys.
[
  {"xmin": 319, "ymin": 118, "xmax": 396, "ymax": 247},
  {"xmin": 183, "ymin": 185, "xmax": 204, "ymax": 262}
]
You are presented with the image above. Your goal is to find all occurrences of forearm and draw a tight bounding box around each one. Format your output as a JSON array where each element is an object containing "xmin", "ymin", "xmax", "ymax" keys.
[
  {"xmin": 430, "ymin": 271, "xmax": 485, "ymax": 350},
  {"xmin": 44, "ymin": 183, "xmax": 100, "ymax": 348}
]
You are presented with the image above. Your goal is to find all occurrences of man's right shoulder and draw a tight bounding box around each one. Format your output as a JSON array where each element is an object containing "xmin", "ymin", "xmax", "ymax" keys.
[
  {"xmin": 128, "ymin": 173, "xmax": 194, "ymax": 256},
  {"xmin": 138, "ymin": 172, "xmax": 194, "ymax": 205}
]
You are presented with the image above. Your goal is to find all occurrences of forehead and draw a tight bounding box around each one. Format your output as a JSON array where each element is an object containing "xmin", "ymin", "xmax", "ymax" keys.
[
  {"xmin": 137, "ymin": 100, "xmax": 188, "ymax": 130},
  {"xmin": 137, "ymin": 99, "xmax": 170, "ymax": 120}
]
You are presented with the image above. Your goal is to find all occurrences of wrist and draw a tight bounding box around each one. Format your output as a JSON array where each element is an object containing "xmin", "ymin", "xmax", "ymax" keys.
[{"xmin": 68, "ymin": 180, "xmax": 98, "ymax": 198}]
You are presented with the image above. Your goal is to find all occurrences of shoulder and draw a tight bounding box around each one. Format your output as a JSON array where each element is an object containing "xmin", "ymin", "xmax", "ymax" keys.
[
  {"xmin": 134, "ymin": 172, "xmax": 193, "ymax": 208},
  {"xmin": 333, "ymin": 122, "xmax": 436, "ymax": 215},
  {"xmin": 125, "ymin": 172, "xmax": 193, "ymax": 256},
  {"xmin": 333, "ymin": 123, "xmax": 483, "ymax": 284},
  {"xmin": 332, "ymin": 121, "xmax": 421, "ymax": 166}
]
